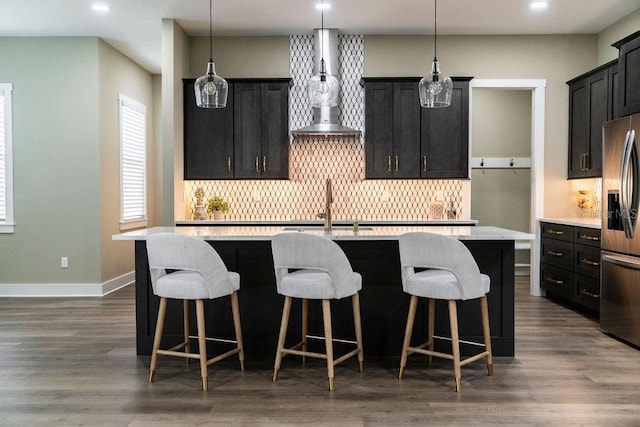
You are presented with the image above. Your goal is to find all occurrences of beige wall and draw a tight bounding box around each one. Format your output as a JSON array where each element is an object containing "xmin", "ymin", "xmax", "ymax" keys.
[
  {"xmin": 597, "ymin": 8, "xmax": 640, "ymax": 65},
  {"xmin": 98, "ymin": 40, "xmax": 155, "ymax": 282},
  {"xmin": 365, "ymin": 34, "xmax": 597, "ymax": 218}
]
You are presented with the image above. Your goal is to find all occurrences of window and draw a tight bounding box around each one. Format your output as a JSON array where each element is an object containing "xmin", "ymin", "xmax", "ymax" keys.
[
  {"xmin": 119, "ymin": 94, "xmax": 147, "ymax": 230},
  {"xmin": 0, "ymin": 83, "xmax": 14, "ymax": 233}
]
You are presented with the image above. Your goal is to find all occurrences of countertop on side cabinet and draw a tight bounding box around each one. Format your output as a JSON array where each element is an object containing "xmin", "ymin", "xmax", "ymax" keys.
[
  {"xmin": 539, "ymin": 218, "xmax": 601, "ymax": 229},
  {"xmin": 114, "ymin": 225, "xmax": 534, "ymax": 242}
]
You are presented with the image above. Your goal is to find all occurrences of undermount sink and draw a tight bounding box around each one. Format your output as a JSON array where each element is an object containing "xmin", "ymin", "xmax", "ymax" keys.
[{"xmin": 282, "ymin": 225, "xmax": 373, "ymax": 232}]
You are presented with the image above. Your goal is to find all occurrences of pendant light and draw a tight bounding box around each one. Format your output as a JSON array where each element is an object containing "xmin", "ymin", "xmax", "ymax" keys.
[
  {"xmin": 307, "ymin": 1, "xmax": 339, "ymax": 108},
  {"xmin": 418, "ymin": 0, "xmax": 453, "ymax": 108},
  {"xmin": 194, "ymin": 0, "xmax": 228, "ymax": 108}
]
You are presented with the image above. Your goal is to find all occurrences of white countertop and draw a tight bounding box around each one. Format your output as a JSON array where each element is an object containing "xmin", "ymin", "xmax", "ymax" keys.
[
  {"xmin": 175, "ymin": 219, "xmax": 479, "ymax": 226},
  {"xmin": 113, "ymin": 225, "xmax": 535, "ymax": 242},
  {"xmin": 539, "ymin": 217, "xmax": 601, "ymax": 229}
]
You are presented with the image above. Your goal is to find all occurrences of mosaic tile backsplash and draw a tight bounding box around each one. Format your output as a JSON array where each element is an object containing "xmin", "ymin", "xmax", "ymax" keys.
[{"xmin": 182, "ymin": 34, "xmax": 464, "ymax": 221}]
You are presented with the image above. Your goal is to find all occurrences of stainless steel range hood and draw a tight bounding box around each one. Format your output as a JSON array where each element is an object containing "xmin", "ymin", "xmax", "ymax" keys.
[{"xmin": 291, "ymin": 29, "xmax": 361, "ymax": 138}]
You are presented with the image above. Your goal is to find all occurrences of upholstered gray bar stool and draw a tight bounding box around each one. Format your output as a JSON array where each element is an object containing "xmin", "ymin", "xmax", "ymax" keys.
[
  {"xmin": 271, "ymin": 232, "xmax": 364, "ymax": 391},
  {"xmin": 398, "ymin": 232, "xmax": 493, "ymax": 392},
  {"xmin": 146, "ymin": 233, "xmax": 244, "ymax": 391}
]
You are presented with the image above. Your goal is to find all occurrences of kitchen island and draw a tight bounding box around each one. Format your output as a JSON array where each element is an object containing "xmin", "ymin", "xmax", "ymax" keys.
[{"xmin": 114, "ymin": 225, "xmax": 533, "ymax": 358}]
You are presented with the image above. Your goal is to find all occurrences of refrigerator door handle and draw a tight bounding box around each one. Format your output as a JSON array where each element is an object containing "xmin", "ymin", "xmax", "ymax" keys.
[
  {"xmin": 620, "ymin": 130, "xmax": 634, "ymax": 238},
  {"xmin": 602, "ymin": 252, "xmax": 640, "ymax": 270},
  {"xmin": 630, "ymin": 130, "xmax": 640, "ymax": 237}
]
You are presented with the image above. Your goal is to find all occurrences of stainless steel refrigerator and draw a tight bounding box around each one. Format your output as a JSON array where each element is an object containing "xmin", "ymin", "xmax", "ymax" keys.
[{"xmin": 601, "ymin": 114, "xmax": 640, "ymax": 347}]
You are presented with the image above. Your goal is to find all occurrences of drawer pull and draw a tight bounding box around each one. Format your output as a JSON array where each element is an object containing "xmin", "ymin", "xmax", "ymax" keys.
[
  {"xmin": 579, "ymin": 234, "xmax": 600, "ymax": 241},
  {"xmin": 546, "ymin": 250, "xmax": 564, "ymax": 257},
  {"xmin": 546, "ymin": 229, "xmax": 564, "ymax": 236},
  {"xmin": 580, "ymin": 258, "xmax": 600, "ymax": 267},
  {"xmin": 387, "ymin": 155, "xmax": 392, "ymax": 172},
  {"xmin": 578, "ymin": 288, "xmax": 599, "ymax": 299},
  {"xmin": 255, "ymin": 156, "xmax": 260, "ymax": 172},
  {"xmin": 227, "ymin": 156, "xmax": 232, "ymax": 173},
  {"xmin": 544, "ymin": 276, "xmax": 564, "ymax": 286}
]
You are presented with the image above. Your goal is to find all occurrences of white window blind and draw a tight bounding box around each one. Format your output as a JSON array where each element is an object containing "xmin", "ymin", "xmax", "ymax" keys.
[
  {"xmin": 119, "ymin": 94, "xmax": 147, "ymax": 230},
  {"xmin": 0, "ymin": 83, "xmax": 14, "ymax": 233}
]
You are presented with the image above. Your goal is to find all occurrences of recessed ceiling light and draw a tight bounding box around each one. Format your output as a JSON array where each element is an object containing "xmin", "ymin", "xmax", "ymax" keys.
[
  {"xmin": 92, "ymin": 3, "xmax": 110, "ymax": 12},
  {"xmin": 530, "ymin": 1, "xmax": 548, "ymax": 10},
  {"xmin": 315, "ymin": 2, "xmax": 331, "ymax": 10}
]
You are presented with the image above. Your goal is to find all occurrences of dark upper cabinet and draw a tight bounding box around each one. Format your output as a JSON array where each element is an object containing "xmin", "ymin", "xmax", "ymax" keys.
[
  {"xmin": 614, "ymin": 30, "xmax": 640, "ymax": 117},
  {"xmin": 364, "ymin": 80, "xmax": 421, "ymax": 178},
  {"xmin": 183, "ymin": 78, "xmax": 290, "ymax": 180},
  {"xmin": 234, "ymin": 81, "xmax": 289, "ymax": 179},
  {"xmin": 183, "ymin": 80, "xmax": 234, "ymax": 180},
  {"xmin": 567, "ymin": 60, "xmax": 617, "ymax": 179},
  {"xmin": 363, "ymin": 77, "xmax": 470, "ymax": 179},
  {"xmin": 421, "ymin": 80, "xmax": 469, "ymax": 178}
]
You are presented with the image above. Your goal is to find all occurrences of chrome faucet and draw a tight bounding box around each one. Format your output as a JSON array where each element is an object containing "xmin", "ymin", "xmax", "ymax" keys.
[{"xmin": 317, "ymin": 178, "xmax": 333, "ymax": 233}]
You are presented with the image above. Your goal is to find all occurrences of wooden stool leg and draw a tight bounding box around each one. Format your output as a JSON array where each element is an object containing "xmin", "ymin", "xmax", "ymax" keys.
[
  {"xmin": 448, "ymin": 300, "xmax": 461, "ymax": 392},
  {"xmin": 399, "ymin": 295, "xmax": 418, "ymax": 379},
  {"xmin": 427, "ymin": 298, "xmax": 435, "ymax": 366},
  {"xmin": 183, "ymin": 300, "xmax": 190, "ymax": 366},
  {"xmin": 230, "ymin": 291, "xmax": 245, "ymax": 372},
  {"xmin": 273, "ymin": 296, "xmax": 292, "ymax": 382},
  {"xmin": 352, "ymin": 293, "xmax": 364, "ymax": 372},
  {"xmin": 195, "ymin": 299, "xmax": 208, "ymax": 391},
  {"xmin": 480, "ymin": 295, "xmax": 494, "ymax": 376},
  {"xmin": 149, "ymin": 297, "xmax": 167, "ymax": 383},
  {"xmin": 322, "ymin": 299, "xmax": 335, "ymax": 391},
  {"xmin": 301, "ymin": 298, "xmax": 308, "ymax": 367}
]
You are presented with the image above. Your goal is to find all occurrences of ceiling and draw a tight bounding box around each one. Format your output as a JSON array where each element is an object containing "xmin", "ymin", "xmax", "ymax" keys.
[{"xmin": 1, "ymin": 0, "xmax": 639, "ymax": 73}]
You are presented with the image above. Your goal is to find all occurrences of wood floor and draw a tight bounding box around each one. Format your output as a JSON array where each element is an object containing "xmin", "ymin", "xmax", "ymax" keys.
[{"xmin": 1, "ymin": 277, "xmax": 640, "ymax": 426}]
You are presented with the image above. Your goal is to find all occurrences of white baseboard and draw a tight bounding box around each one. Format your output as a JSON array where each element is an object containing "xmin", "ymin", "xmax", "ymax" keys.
[
  {"xmin": 0, "ymin": 271, "xmax": 134, "ymax": 297},
  {"xmin": 515, "ymin": 263, "xmax": 530, "ymax": 277}
]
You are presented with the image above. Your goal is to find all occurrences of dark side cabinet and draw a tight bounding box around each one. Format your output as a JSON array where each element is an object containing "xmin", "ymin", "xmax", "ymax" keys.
[
  {"xmin": 566, "ymin": 63, "xmax": 616, "ymax": 179},
  {"xmin": 614, "ymin": 30, "xmax": 640, "ymax": 117},
  {"xmin": 234, "ymin": 81, "xmax": 289, "ymax": 179},
  {"xmin": 183, "ymin": 80, "xmax": 234, "ymax": 180}
]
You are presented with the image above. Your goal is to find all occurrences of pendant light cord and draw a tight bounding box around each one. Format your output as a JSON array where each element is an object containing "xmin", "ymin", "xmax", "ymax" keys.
[
  {"xmin": 433, "ymin": 0, "xmax": 437, "ymax": 60},
  {"xmin": 209, "ymin": 0, "xmax": 213, "ymax": 61}
]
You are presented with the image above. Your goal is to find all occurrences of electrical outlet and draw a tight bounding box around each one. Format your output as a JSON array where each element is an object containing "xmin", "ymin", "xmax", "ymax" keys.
[
  {"xmin": 381, "ymin": 191, "xmax": 391, "ymax": 202},
  {"xmin": 61, "ymin": 257, "xmax": 68, "ymax": 268},
  {"xmin": 252, "ymin": 190, "xmax": 261, "ymax": 201}
]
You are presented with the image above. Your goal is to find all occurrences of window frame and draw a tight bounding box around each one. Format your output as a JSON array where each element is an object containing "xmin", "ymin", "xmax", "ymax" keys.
[
  {"xmin": 118, "ymin": 94, "xmax": 147, "ymax": 231},
  {"xmin": 0, "ymin": 83, "xmax": 15, "ymax": 234}
]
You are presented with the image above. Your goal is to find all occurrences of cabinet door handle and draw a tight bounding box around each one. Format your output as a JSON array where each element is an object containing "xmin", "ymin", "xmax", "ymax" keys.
[
  {"xmin": 584, "ymin": 152, "xmax": 590, "ymax": 170},
  {"xmin": 395, "ymin": 155, "xmax": 399, "ymax": 172},
  {"xmin": 579, "ymin": 258, "xmax": 600, "ymax": 267},
  {"xmin": 423, "ymin": 155, "xmax": 427, "ymax": 172},
  {"xmin": 544, "ymin": 276, "xmax": 564, "ymax": 285},
  {"xmin": 255, "ymin": 156, "xmax": 260, "ymax": 172},
  {"xmin": 227, "ymin": 156, "xmax": 232, "ymax": 173},
  {"xmin": 578, "ymin": 288, "xmax": 599, "ymax": 299},
  {"xmin": 387, "ymin": 155, "xmax": 392, "ymax": 172},
  {"xmin": 546, "ymin": 250, "xmax": 564, "ymax": 257},
  {"xmin": 546, "ymin": 229, "xmax": 564, "ymax": 236},
  {"xmin": 579, "ymin": 234, "xmax": 600, "ymax": 241},
  {"xmin": 263, "ymin": 156, "xmax": 267, "ymax": 172}
]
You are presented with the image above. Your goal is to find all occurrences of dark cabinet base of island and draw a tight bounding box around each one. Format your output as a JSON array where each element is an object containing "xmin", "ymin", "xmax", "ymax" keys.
[{"xmin": 134, "ymin": 239, "xmax": 515, "ymax": 358}]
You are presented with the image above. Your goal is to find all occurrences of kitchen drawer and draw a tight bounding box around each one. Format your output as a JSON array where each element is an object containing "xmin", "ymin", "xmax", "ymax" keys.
[
  {"xmin": 541, "ymin": 263, "xmax": 573, "ymax": 302},
  {"xmin": 574, "ymin": 227, "xmax": 601, "ymax": 247},
  {"xmin": 574, "ymin": 273, "xmax": 600, "ymax": 314},
  {"xmin": 540, "ymin": 222, "xmax": 573, "ymax": 242},
  {"xmin": 541, "ymin": 238, "xmax": 573, "ymax": 269},
  {"xmin": 574, "ymin": 243, "xmax": 601, "ymax": 278}
]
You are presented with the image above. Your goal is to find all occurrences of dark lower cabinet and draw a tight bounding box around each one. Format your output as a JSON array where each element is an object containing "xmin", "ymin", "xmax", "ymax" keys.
[
  {"xmin": 134, "ymin": 238, "xmax": 516, "ymax": 358},
  {"xmin": 540, "ymin": 221, "xmax": 601, "ymax": 316}
]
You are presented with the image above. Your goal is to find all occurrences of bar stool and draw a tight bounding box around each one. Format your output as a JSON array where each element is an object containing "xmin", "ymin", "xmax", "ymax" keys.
[
  {"xmin": 271, "ymin": 232, "xmax": 364, "ymax": 391},
  {"xmin": 398, "ymin": 232, "xmax": 493, "ymax": 392},
  {"xmin": 146, "ymin": 233, "xmax": 244, "ymax": 391}
]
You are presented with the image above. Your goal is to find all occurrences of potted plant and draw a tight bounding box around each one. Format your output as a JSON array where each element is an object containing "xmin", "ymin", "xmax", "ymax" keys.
[{"xmin": 206, "ymin": 196, "xmax": 229, "ymax": 220}]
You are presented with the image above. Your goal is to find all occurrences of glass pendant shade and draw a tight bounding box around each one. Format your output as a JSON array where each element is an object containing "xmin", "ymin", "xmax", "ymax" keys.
[
  {"xmin": 307, "ymin": 61, "xmax": 339, "ymax": 108},
  {"xmin": 195, "ymin": 60, "xmax": 228, "ymax": 108},
  {"xmin": 419, "ymin": 58, "xmax": 453, "ymax": 108}
]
